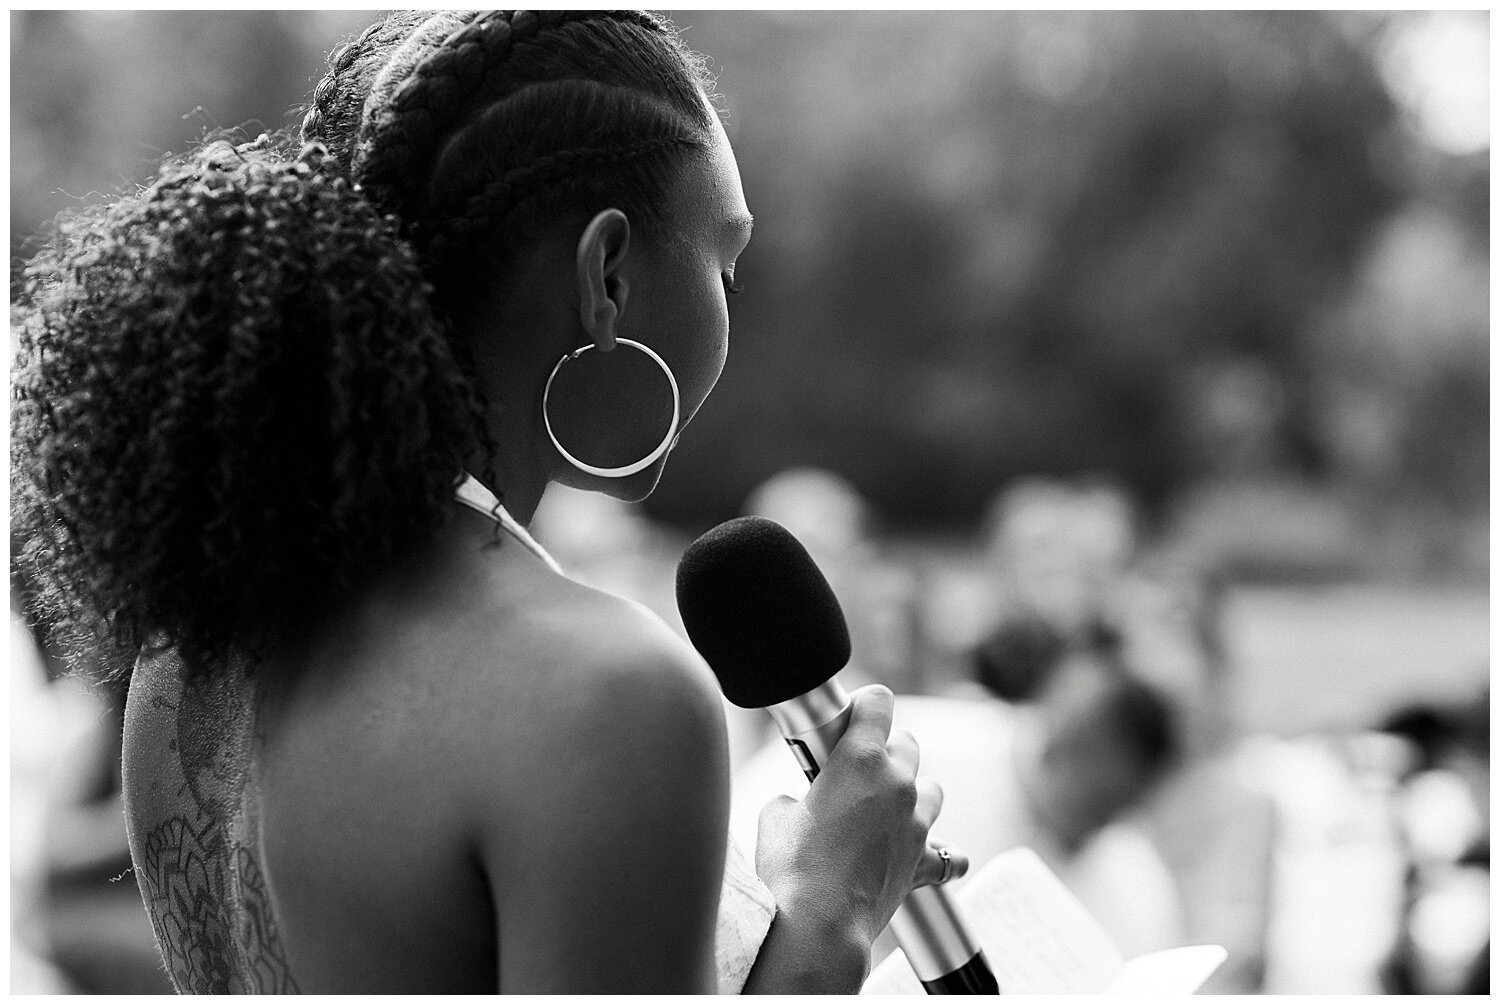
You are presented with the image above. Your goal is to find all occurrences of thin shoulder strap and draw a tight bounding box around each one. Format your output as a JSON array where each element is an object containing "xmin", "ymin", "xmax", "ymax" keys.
[{"xmin": 454, "ymin": 473, "xmax": 565, "ymax": 575}]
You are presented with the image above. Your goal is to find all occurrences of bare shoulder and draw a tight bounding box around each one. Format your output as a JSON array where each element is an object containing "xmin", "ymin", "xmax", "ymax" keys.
[
  {"xmin": 449, "ymin": 564, "xmax": 723, "ymax": 734},
  {"xmin": 534, "ymin": 582, "xmax": 724, "ymax": 728},
  {"xmin": 436, "ymin": 567, "xmax": 731, "ymax": 821}
]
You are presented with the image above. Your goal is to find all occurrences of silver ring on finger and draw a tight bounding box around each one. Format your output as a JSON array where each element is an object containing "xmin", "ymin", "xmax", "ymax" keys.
[{"xmin": 937, "ymin": 846, "xmax": 953, "ymax": 884}]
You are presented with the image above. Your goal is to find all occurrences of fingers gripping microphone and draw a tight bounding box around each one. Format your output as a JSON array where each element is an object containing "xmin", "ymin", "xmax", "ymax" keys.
[{"xmin": 676, "ymin": 517, "xmax": 999, "ymax": 995}]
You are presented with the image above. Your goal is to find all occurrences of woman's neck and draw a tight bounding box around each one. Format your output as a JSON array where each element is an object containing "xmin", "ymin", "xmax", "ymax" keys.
[
  {"xmin": 472, "ymin": 391, "xmax": 554, "ymax": 528},
  {"xmin": 484, "ymin": 455, "xmax": 548, "ymax": 527},
  {"xmin": 461, "ymin": 240, "xmax": 578, "ymax": 530}
]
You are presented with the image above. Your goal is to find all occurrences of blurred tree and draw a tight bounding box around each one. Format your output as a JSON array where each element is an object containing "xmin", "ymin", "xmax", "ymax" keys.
[{"xmin": 653, "ymin": 10, "xmax": 1410, "ymax": 532}]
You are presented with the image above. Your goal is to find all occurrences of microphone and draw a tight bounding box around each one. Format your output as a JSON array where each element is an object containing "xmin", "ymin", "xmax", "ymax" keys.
[{"xmin": 676, "ymin": 516, "xmax": 999, "ymax": 995}]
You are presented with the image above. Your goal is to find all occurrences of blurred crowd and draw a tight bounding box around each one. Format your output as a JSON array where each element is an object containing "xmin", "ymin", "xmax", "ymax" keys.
[
  {"xmin": 543, "ymin": 465, "xmax": 1490, "ymax": 994},
  {"xmin": 13, "ymin": 466, "xmax": 1490, "ymax": 993}
]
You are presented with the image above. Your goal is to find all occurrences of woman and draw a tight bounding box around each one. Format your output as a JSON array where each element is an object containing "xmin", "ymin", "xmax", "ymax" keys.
[{"xmin": 11, "ymin": 10, "xmax": 964, "ymax": 993}]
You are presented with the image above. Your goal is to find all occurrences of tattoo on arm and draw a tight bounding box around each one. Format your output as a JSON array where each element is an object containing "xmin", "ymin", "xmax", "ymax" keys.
[{"xmin": 135, "ymin": 665, "xmax": 299, "ymax": 992}]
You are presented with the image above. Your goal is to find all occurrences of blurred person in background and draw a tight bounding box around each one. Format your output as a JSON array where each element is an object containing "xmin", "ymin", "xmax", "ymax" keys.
[
  {"xmin": 967, "ymin": 610, "xmax": 1071, "ymax": 705},
  {"xmin": 974, "ymin": 476, "xmax": 1279, "ymax": 991},
  {"xmin": 1126, "ymin": 577, "xmax": 1279, "ymax": 994},
  {"xmin": 11, "ymin": 10, "xmax": 967, "ymax": 993},
  {"xmin": 981, "ymin": 477, "xmax": 1138, "ymax": 648},
  {"xmin": 1003, "ymin": 635, "xmax": 1187, "ymax": 959}
]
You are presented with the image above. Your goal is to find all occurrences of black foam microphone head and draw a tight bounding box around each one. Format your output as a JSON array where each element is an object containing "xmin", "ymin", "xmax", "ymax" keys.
[{"xmin": 675, "ymin": 516, "xmax": 851, "ymax": 709}]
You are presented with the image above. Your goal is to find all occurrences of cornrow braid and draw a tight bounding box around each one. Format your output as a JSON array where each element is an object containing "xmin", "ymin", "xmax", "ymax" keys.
[
  {"xmin": 299, "ymin": 20, "xmax": 384, "ymax": 152},
  {"xmin": 423, "ymin": 135, "xmax": 691, "ymax": 270},
  {"xmin": 352, "ymin": 9, "xmax": 667, "ymax": 216},
  {"xmin": 299, "ymin": 13, "xmax": 442, "ymax": 174}
]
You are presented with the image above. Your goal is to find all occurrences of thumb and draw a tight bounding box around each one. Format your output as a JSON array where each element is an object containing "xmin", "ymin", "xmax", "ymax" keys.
[{"xmin": 827, "ymin": 684, "xmax": 895, "ymax": 766}]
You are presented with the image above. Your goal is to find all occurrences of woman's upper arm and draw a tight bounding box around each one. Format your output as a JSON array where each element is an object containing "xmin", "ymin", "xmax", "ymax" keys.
[{"xmin": 477, "ymin": 613, "xmax": 731, "ymax": 993}]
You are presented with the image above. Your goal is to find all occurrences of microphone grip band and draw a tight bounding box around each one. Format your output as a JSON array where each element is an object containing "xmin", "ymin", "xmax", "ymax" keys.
[
  {"xmin": 918, "ymin": 951, "xmax": 1002, "ymax": 994},
  {"xmin": 766, "ymin": 681, "xmax": 999, "ymax": 994}
]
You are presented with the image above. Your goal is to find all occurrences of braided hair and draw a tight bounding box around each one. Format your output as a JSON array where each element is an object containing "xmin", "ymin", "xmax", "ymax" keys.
[
  {"xmin": 12, "ymin": 11, "xmax": 718, "ymax": 682},
  {"xmin": 306, "ymin": 9, "xmax": 716, "ymax": 316}
]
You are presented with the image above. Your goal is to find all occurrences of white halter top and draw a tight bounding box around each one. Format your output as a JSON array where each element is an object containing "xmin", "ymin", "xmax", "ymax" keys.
[{"xmin": 454, "ymin": 475, "xmax": 777, "ymax": 993}]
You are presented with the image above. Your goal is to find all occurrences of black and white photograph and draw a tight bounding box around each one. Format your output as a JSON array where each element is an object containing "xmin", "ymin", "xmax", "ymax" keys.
[{"xmin": 10, "ymin": 8, "xmax": 1489, "ymax": 995}]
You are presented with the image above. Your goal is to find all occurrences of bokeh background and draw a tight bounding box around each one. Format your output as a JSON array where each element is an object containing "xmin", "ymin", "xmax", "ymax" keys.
[{"xmin": 10, "ymin": 9, "xmax": 1489, "ymax": 995}]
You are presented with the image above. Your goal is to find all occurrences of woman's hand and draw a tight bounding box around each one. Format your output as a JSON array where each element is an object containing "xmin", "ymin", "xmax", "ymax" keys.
[{"xmin": 743, "ymin": 685, "xmax": 969, "ymax": 992}]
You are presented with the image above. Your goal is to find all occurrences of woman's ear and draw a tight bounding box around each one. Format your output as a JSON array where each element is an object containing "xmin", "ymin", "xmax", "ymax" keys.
[{"xmin": 575, "ymin": 208, "xmax": 631, "ymax": 352}]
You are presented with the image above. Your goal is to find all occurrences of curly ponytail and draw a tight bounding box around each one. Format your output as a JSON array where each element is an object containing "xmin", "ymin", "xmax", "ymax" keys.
[{"xmin": 11, "ymin": 138, "xmax": 486, "ymax": 680}]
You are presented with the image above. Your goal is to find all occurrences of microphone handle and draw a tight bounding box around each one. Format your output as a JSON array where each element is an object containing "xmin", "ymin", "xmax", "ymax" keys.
[{"xmin": 765, "ymin": 682, "xmax": 1000, "ymax": 995}]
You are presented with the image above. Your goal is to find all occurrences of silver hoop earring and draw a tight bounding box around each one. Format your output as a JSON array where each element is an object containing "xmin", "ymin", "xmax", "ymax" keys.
[{"xmin": 542, "ymin": 338, "xmax": 681, "ymax": 479}]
